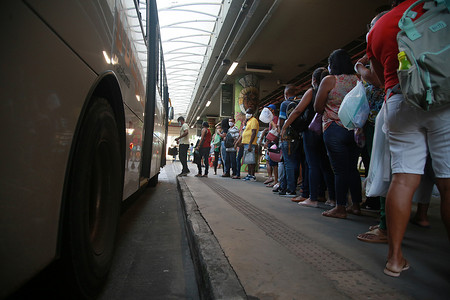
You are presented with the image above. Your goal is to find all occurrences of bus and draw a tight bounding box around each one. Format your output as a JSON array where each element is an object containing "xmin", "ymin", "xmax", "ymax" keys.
[{"xmin": 0, "ymin": 0, "xmax": 170, "ymax": 298}]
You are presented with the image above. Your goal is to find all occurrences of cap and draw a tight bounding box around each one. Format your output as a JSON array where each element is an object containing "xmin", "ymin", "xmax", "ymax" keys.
[{"xmin": 267, "ymin": 104, "xmax": 276, "ymax": 110}]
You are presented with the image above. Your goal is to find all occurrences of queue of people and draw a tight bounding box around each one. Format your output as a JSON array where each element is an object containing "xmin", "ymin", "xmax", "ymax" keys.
[{"xmin": 175, "ymin": 0, "xmax": 449, "ymax": 279}]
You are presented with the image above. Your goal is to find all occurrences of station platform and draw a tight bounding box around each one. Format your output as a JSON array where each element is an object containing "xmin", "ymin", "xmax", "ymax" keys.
[{"xmin": 173, "ymin": 162, "xmax": 450, "ymax": 300}]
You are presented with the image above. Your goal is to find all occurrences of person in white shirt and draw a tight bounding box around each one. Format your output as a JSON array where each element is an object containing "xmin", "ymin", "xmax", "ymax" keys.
[{"xmin": 175, "ymin": 116, "xmax": 190, "ymax": 176}]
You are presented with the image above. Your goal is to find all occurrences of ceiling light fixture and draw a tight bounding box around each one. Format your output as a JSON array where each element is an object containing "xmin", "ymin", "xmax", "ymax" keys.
[
  {"xmin": 245, "ymin": 63, "xmax": 272, "ymax": 73},
  {"xmin": 227, "ymin": 62, "xmax": 238, "ymax": 75}
]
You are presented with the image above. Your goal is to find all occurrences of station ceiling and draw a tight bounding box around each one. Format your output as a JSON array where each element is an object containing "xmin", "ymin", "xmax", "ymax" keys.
[{"xmin": 158, "ymin": 0, "xmax": 392, "ymax": 126}]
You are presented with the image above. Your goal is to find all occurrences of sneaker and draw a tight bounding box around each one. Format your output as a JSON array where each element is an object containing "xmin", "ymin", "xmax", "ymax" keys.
[
  {"xmin": 281, "ymin": 191, "xmax": 297, "ymax": 197},
  {"xmin": 272, "ymin": 183, "xmax": 280, "ymax": 193},
  {"xmin": 249, "ymin": 176, "xmax": 256, "ymax": 182},
  {"xmin": 278, "ymin": 189, "xmax": 287, "ymax": 196},
  {"xmin": 242, "ymin": 175, "xmax": 251, "ymax": 181}
]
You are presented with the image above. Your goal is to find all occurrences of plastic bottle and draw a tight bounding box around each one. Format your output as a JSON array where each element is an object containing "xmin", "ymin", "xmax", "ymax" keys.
[{"xmin": 398, "ymin": 51, "xmax": 412, "ymax": 70}]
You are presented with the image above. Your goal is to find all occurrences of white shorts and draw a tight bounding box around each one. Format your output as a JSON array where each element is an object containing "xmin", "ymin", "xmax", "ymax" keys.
[{"xmin": 386, "ymin": 93, "xmax": 450, "ymax": 178}]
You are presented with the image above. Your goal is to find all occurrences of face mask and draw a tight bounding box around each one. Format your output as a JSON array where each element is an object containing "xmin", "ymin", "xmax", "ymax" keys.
[
  {"xmin": 178, "ymin": 122, "xmax": 181, "ymax": 126},
  {"xmin": 229, "ymin": 122, "xmax": 234, "ymax": 127},
  {"xmin": 246, "ymin": 113, "xmax": 252, "ymax": 119}
]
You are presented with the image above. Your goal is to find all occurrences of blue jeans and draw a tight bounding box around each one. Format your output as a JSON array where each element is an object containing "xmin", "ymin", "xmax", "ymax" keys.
[
  {"xmin": 298, "ymin": 137, "xmax": 309, "ymax": 198},
  {"xmin": 303, "ymin": 130, "xmax": 335, "ymax": 201},
  {"xmin": 236, "ymin": 146, "xmax": 244, "ymax": 177},
  {"xmin": 221, "ymin": 141, "xmax": 227, "ymax": 173},
  {"xmin": 323, "ymin": 123, "xmax": 361, "ymax": 206},
  {"xmin": 225, "ymin": 151, "xmax": 237, "ymax": 175},
  {"xmin": 280, "ymin": 140, "xmax": 300, "ymax": 193}
]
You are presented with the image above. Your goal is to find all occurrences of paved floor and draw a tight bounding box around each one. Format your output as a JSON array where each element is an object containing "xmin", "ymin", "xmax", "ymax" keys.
[
  {"xmin": 9, "ymin": 161, "xmax": 449, "ymax": 299},
  {"xmin": 99, "ymin": 163, "xmax": 199, "ymax": 300},
  {"xmin": 176, "ymin": 161, "xmax": 450, "ymax": 300}
]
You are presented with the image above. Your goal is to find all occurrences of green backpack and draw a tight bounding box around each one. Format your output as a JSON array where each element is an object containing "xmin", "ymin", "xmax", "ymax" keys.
[{"xmin": 397, "ymin": 0, "xmax": 450, "ymax": 111}]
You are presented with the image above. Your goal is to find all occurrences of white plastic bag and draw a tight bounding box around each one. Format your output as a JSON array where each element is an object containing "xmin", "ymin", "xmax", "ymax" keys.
[
  {"xmin": 243, "ymin": 149, "xmax": 256, "ymax": 164},
  {"xmin": 338, "ymin": 81, "xmax": 370, "ymax": 129},
  {"xmin": 365, "ymin": 103, "xmax": 391, "ymax": 197},
  {"xmin": 259, "ymin": 107, "xmax": 273, "ymax": 123}
]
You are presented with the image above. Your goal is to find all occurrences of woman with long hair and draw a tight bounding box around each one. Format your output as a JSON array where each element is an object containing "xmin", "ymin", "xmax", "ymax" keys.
[{"xmin": 314, "ymin": 49, "xmax": 362, "ymax": 219}]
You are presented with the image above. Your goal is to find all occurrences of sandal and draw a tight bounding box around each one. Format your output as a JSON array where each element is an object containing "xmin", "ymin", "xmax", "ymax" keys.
[
  {"xmin": 324, "ymin": 200, "xmax": 336, "ymax": 206},
  {"xmin": 263, "ymin": 177, "xmax": 274, "ymax": 184},
  {"xmin": 322, "ymin": 207, "xmax": 347, "ymax": 219},
  {"xmin": 298, "ymin": 199, "xmax": 318, "ymax": 208},
  {"xmin": 357, "ymin": 228, "xmax": 387, "ymax": 243},
  {"xmin": 346, "ymin": 206, "xmax": 362, "ymax": 216},
  {"xmin": 266, "ymin": 182, "xmax": 277, "ymax": 187},
  {"xmin": 410, "ymin": 218, "xmax": 431, "ymax": 228},
  {"xmin": 384, "ymin": 259, "xmax": 410, "ymax": 277},
  {"xmin": 369, "ymin": 224, "xmax": 380, "ymax": 231}
]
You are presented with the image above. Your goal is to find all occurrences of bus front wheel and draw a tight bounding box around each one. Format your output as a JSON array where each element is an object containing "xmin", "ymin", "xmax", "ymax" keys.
[{"xmin": 63, "ymin": 98, "xmax": 123, "ymax": 298}]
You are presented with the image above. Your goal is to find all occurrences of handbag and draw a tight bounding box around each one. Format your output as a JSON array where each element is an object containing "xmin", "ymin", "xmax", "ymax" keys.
[
  {"xmin": 242, "ymin": 148, "xmax": 256, "ymax": 164},
  {"xmin": 308, "ymin": 113, "xmax": 322, "ymax": 135},
  {"xmin": 193, "ymin": 150, "xmax": 201, "ymax": 165},
  {"xmin": 265, "ymin": 128, "xmax": 279, "ymax": 142},
  {"xmin": 267, "ymin": 144, "xmax": 282, "ymax": 162}
]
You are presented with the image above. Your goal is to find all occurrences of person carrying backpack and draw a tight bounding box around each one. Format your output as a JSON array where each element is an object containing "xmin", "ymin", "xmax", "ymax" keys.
[
  {"xmin": 277, "ymin": 85, "xmax": 301, "ymax": 197},
  {"xmin": 355, "ymin": 0, "xmax": 450, "ymax": 278},
  {"xmin": 223, "ymin": 118, "xmax": 239, "ymax": 177},
  {"xmin": 282, "ymin": 67, "xmax": 336, "ymax": 207}
]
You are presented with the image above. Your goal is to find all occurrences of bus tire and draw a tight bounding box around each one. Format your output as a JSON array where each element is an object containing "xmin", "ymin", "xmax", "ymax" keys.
[
  {"xmin": 63, "ymin": 98, "xmax": 123, "ymax": 298},
  {"xmin": 148, "ymin": 173, "xmax": 159, "ymax": 187}
]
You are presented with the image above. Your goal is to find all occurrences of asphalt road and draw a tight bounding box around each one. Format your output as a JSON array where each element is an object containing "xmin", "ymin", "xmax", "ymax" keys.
[{"xmin": 7, "ymin": 164, "xmax": 199, "ymax": 300}]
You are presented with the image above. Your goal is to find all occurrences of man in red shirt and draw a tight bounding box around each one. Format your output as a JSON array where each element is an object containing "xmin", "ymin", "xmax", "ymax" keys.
[{"xmin": 356, "ymin": 0, "xmax": 450, "ymax": 277}]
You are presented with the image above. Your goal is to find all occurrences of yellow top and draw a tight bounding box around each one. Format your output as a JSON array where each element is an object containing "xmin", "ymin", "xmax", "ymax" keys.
[{"xmin": 242, "ymin": 117, "xmax": 259, "ymax": 145}]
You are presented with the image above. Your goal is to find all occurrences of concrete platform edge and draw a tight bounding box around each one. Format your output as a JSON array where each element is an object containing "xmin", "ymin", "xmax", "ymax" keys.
[{"xmin": 177, "ymin": 177, "xmax": 247, "ymax": 300}]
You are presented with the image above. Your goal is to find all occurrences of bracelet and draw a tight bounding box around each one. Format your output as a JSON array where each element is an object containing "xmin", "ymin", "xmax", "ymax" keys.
[{"xmin": 354, "ymin": 62, "xmax": 364, "ymax": 74}]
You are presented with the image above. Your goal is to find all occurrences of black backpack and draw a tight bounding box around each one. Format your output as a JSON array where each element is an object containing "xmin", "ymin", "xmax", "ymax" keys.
[
  {"xmin": 225, "ymin": 132, "xmax": 235, "ymax": 148},
  {"xmin": 287, "ymin": 89, "xmax": 317, "ymax": 133}
]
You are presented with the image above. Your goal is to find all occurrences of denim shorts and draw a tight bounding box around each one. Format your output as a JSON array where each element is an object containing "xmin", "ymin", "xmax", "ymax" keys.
[
  {"xmin": 386, "ymin": 93, "xmax": 450, "ymax": 177},
  {"xmin": 243, "ymin": 144, "xmax": 255, "ymax": 151}
]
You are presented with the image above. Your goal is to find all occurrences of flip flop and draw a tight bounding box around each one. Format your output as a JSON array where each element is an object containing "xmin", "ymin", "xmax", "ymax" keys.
[
  {"xmin": 291, "ymin": 196, "xmax": 308, "ymax": 203},
  {"xmin": 410, "ymin": 219, "xmax": 431, "ymax": 228},
  {"xmin": 384, "ymin": 260, "xmax": 410, "ymax": 277},
  {"xmin": 322, "ymin": 209, "xmax": 347, "ymax": 219},
  {"xmin": 263, "ymin": 178, "xmax": 274, "ymax": 184},
  {"xmin": 324, "ymin": 200, "xmax": 336, "ymax": 206},
  {"xmin": 357, "ymin": 228, "xmax": 388, "ymax": 243},
  {"xmin": 369, "ymin": 224, "xmax": 380, "ymax": 231},
  {"xmin": 298, "ymin": 199, "xmax": 318, "ymax": 208},
  {"xmin": 346, "ymin": 207, "xmax": 362, "ymax": 216}
]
